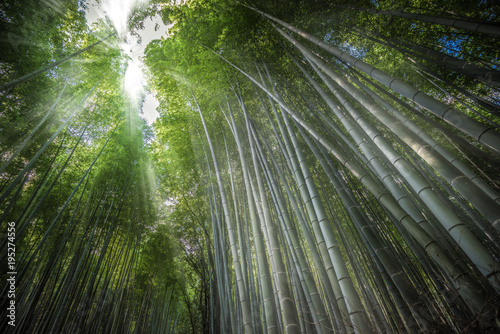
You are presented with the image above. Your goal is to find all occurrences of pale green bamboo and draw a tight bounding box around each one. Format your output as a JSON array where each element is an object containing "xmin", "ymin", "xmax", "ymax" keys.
[
  {"xmin": 228, "ymin": 105, "xmax": 279, "ymax": 334},
  {"xmin": 214, "ymin": 56, "xmax": 499, "ymax": 328},
  {"xmin": 323, "ymin": 60, "xmax": 500, "ymax": 228},
  {"xmin": 290, "ymin": 266, "xmax": 309, "ymax": 333},
  {"xmin": 194, "ymin": 95, "xmax": 254, "ymax": 333},
  {"xmin": 319, "ymin": 138, "xmax": 471, "ymax": 325},
  {"xmin": 351, "ymin": 29, "xmax": 500, "ymax": 122},
  {"xmin": 0, "ymin": 33, "xmax": 116, "ymax": 92},
  {"xmin": 245, "ymin": 195, "xmax": 264, "ymax": 334},
  {"xmin": 258, "ymin": 67, "xmax": 371, "ymax": 333},
  {"xmin": 269, "ymin": 94, "xmax": 354, "ymax": 332},
  {"xmin": 293, "ymin": 57, "xmax": 440, "ymax": 249},
  {"xmin": 409, "ymin": 64, "xmax": 500, "ymax": 131},
  {"xmin": 255, "ymin": 104, "xmax": 347, "ymax": 332},
  {"xmin": 334, "ymin": 5, "xmax": 500, "ymax": 37},
  {"xmin": 320, "ymin": 186, "xmax": 390, "ymax": 334},
  {"xmin": 212, "ymin": 183, "xmax": 234, "ymax": 332},
  {"xmin": 252, "ymin": 9, "xmax": 500, "ymax": 155},
  {"xmin": 200, "ymin": 129, "xmax": 230, "ymax": 332},
  {"xmin": 347, "ymin": 71, "xmax": 500, "ymax": 203},
  {"xmin": 234, "ymin": 92, "xmax": 285, "ymax": 334},
  {"xmin": 256, "ymin": 65, "xmax": 354, "ymax": 331},
  {"xmin": 348, "ymin": 64, "xmax": 500, "ymax": 172},
  {"xmin": 249, "ymin": 117, "xmax": 334, "ymax": 333},
  {"xmin": 407, "ymin": 59, "xmax": 500, "ymax": 119},
  {"xmin": 224, "ymin": 105, "xmax": 264, "ymax": 334},
  {"xmin": 221, "ymin": 130, "xmax": 243, "ymax": 333},
  {"xmin": 277, "ymin": 103, "xmax": 372, "ymax": 333},
  {"xmin": 297, "ymin": 121, "xmax": 439, "ymax": 331},
  {"xmin": 244, "ymin": 108, "xmax": 301, "ymax": 333},
  {"xmin": 299, "ymin": 54, "xmax": 500, "ymax": 289},
  {"xmin": 288, "ymin": 108, "xmax": 497, "ymax": 326},
  {"xmin": 286, "ymin": 36, "xmax": 497, "ymax": 286},
  {"xmin": 278, "ymin": 28, "xmax": 500, "ymax": 238},
  {"xmin": 223, "ymin": 118, "xmax": 250, "ymax": 293},
  {"xmin": 286, "ymin": 82, "xmax": 444, "ymax": 329},
  {"xmin": 254, "ymin": 131, "xmax": 331, "ymax": 333}
]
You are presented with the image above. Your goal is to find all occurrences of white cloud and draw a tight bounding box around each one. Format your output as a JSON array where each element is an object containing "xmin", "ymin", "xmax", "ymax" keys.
[
  {"xmin": 142, "ymin": 93, "xmax": 160, "ymax": 125},
  {"xmin": 83, "ymin": 0, "xmax": 171, "ymax": 125}
]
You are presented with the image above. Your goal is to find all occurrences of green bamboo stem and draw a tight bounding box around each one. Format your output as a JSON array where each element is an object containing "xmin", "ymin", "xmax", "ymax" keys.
[
  {"xmin": 228, "ymin": 104, "xmax": 279, "ymax": 334},
  {"xmin": 251, "ymin": 9, "xmax": 500, "ymax": 155},
  {"xmin": 0, "ymin": 33, "xmax": 116, "ymax": 92},
  {"xmin": 194, "ymin": 95, "xmax": 254, "ymax": 333}
]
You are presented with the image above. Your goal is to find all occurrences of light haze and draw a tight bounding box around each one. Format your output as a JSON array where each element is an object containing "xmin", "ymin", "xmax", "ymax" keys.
[{"xmin": 83, "ymin": 0, "xmax": 171, "ymax": 125}]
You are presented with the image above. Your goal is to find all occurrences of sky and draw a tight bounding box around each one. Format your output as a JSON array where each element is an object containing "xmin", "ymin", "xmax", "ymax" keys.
[{"xmin": 83, "ymin": 0, "xmax": 171, "ymax": 125}]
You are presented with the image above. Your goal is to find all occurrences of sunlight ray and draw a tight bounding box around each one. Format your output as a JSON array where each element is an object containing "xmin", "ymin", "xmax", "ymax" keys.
[
  {"xmin": 124, "ymin": 58, "xmax": 145, "ymax": 99},
  {"xmin": 84, "ymin": 0, "xmax": 167, "ymax": 123},
  {"xmin": 102, "ymin": 0, "xmax": 147, "ymax": 36}
]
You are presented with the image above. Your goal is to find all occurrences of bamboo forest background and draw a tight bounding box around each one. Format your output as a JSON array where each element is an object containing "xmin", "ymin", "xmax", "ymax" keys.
[{"xmin": 1, "ymin": 0, "xmax": 500, "ymax": 333}]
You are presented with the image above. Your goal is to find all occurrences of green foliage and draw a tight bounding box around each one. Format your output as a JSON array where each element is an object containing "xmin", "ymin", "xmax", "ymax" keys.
[{"xmin": 2, "ymin": 0, "xmax": 500, "ymax": 333}]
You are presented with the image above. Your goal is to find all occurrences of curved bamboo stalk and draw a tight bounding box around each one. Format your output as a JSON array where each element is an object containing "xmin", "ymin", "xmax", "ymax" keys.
[
  {"xmin": 303, "ymin": 54, "xmax": 500, "ymax": 289},
  {"xmin": 0, "ymin": 33, "xmax": 116, "ymax": 92},
  {"xmin": 227, "ymin": 104, "xmax": 279, "ymax": 334},
  {"xmin": 194, "ymin": 94, "xmax": 254, "ymax": 333},
  {"xmin": 279, "ymin": 28, "xmax": 500, "ymax": 240},
  {"xmin": 248, "ymin": 8, "xmax": 500, "ymax": 155},
  {"xmin": 347, "ymin": 71, "xmax": 500, "ymax": 204},
  {"xmin": 243, "ymin": 100, "xmax": 301, "ymax": 333},
  {"xmin": 332, "ymin": 5, "xmax": 500, "ymax": 37},
  {"xmin": 0, "ymin": 77, "xmax": 103, "ymax": 205},
  {"xmin": 213, "ymin": 55, "xmax": 500, "ymax": 328}
]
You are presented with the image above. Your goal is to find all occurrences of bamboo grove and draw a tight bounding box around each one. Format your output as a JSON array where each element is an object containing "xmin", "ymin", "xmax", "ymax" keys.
[
  {"xmin": 1, "ymin": 0, "xmax": 500, "ymax": 333},
  {"xmin": 0, "ymin": 1, "xmax": 182, "ymax": 333}
]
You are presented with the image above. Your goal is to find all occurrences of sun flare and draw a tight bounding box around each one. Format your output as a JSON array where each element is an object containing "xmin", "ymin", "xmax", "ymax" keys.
[
  {"xmin": 103, "ymin": 0, "xmax": 146, "ymax": 36},
  {"xmin": 124, "ymin": 58, "xmax": 145, "ymax": 99}
]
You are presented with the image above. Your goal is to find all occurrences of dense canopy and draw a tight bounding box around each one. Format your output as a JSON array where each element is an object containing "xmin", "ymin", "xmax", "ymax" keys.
[{"xmin": 1, "ymin": 0, "xmax": 500, "ymax": 333}]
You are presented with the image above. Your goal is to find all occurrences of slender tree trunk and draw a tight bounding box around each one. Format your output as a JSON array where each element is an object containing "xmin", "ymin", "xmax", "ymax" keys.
[
  {"xmin": 212, "ymin": 53, "xmax": 500, "ymax": 328},
  {"xmin": 0, "ymin": 33, "xmax": 115, "ymax": 92},
  {"xmin": 332, "ymin": 4, "xmax": 500, "ymax": 37},
  {"xmin": 194, "ymin": 93, "xmax": 254, "ymax": 333},
  {"xmin": 246, "ymin": 7, "xmax": 500, "ymax": 155}
]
